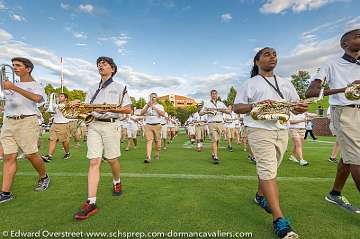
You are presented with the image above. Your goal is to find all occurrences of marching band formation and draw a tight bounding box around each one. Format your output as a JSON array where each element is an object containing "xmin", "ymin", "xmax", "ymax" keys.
[{"xmin": 0, "ymin": 29, "xmax": 360, "ymax": 239}]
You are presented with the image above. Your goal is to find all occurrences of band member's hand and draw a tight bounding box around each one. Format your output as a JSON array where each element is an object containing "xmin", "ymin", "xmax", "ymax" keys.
[
  {"xmin": 3, "ymin": 80, "xmax": 15, "ymax": 90},
  {"xmin": 294, "ymin": 102, "xmax": 309, "ymax": 114},
  {"xmin": 69, "ymin": 100, "xmax": 81, "ymax": 108}
]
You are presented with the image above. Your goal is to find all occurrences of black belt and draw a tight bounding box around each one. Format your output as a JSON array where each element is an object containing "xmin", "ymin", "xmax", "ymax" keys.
[
  {"xmin": 209, "ymin": 121, "xmax": 223, "ymax": 123},
  {"xmin": 147, "ymin": 123, "xmax": 160, "ymax": 125},
  {"xmin": 6, "ymin": 114, "xmax": 36, "ymax": 120},
  {"xmin": 95, "ymin": 118, "xmax": 117, "ymax": 123},
  {"xmin": 161, "ymin": 124, "xmax": 166, "ymax": 126},
  {"xmin": 346, "ymin": 104, "xmax": 360, "ymax": 108}
]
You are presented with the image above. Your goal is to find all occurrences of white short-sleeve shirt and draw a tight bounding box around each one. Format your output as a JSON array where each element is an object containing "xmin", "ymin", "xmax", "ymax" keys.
[
  {"xmin": 53, "ymin": 107, "xmax": 70, "ymax": 124},
  {"xmin": 143, "ymin": 103, "xmax": 165, "ymax": 124},
  {"xmin": 289, "ymin": 113, "xmax": 306, "ymax": 129},
  {"xmin": 311, "ymin": 57, "xmax": 360, "ymax": 106},
  {"xmin": 85, "ymin": 80, "xmax": 131, "ymax": 119},
  {"xmin": 4, "ymin": 81, "xmax": 46, "ymax": 117},
  {"xmin": 200, "ymin": 100, "xmax": 227, "ymax": 123},
  {"xmin": 234, "ymin": 75, "xmax": 300, "ymax": 130}
]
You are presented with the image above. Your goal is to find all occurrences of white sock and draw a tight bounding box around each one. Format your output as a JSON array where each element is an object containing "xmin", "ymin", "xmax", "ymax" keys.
[
  {"xmin": 113, "ymin": 178, "xmax": 121, "ymax": 185},
  {"xmin": 88, "ymin": 197, "xmax": 96, "ymax": 204}
]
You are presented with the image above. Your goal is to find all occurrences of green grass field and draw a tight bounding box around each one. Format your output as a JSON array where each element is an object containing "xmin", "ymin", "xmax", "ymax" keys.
[{"xmin": 0, "ymin": 130, "xmax": 359, "ymax": 239}]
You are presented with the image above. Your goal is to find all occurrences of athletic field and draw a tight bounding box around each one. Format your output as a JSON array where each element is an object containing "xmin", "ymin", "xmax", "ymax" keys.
[{"xmin": 0, "ymin": 131, "xmax": 359, "ymax": 239}]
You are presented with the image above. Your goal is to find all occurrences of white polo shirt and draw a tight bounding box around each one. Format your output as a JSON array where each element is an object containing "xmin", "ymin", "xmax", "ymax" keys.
[
  {"xmin": 160, "ymin": 112, "xmax": 168, "ymax": 125},
  {"xmin": 143, "ymin": 103, "xmax": 165, "ymax": 124},
  {"xmin": 4, "ymin": 81, "xmax": 46, "ymax": 117},
  {"xmin": 311, "ymin": 56, "xmax": 360, "ymax": 106},
  {"xmin": 127, "ymin": 116, "xmax": 138, "ymax": 130},
  {"xmin": 288, "ymin": 113, "xmax": 306, "ymax": 129},
  {"xmin": 85, "ymin": 80, "xmax": 131, "ymax": 119},
  {"xmin": 200, "ymin": 100, "xmax": 227, "ymax": 123},
  {"xmin": 234, "ymin": 75, "xmax": 300, "ymax": 130}
]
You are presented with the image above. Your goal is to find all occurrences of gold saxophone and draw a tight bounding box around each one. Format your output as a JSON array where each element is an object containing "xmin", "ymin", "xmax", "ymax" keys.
[
  {"xmin": 345, "ymin": 83, "xmax": 360, "ymax": 100},
  {"xmin": 250, "ymin": 97, "xmax": 320, "ymax": 124},
  {"xmin": 58, "ymin": 103, "xmax": 124, "ymax": 124}
]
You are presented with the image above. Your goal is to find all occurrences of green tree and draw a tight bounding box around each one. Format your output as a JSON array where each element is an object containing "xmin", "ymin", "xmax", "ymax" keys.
[
  {"xmin": 224, "ymin": 86, "xmax": 237, "ymax": 106},
  {"xmin": 291, "ymin": 70, "xmax": 310, "ymax": 99},
  {"xmin": 44, "ymin": 83, "xmax": 55, "ymax": 95}
]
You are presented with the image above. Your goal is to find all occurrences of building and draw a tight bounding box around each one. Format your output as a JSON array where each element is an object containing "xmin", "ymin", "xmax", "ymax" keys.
[{"xmin": 158, "ymin": 94, "xmax": 198, "ymax": 108}]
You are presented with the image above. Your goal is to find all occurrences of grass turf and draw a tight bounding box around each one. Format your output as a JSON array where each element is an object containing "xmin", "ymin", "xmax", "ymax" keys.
[{"xmin": 0, "ymin": 131, "xmax": 359, "ymax": 239}]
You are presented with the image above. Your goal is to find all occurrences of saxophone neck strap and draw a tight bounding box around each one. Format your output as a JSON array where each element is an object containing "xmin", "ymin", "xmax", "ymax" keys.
[
  {"xmin": 90, "ymin": 77, "xmax": 114, "ymax": 104},
  {"xmin": 342, "ymin": 53, "xmax": 360, "ymax": 65}
]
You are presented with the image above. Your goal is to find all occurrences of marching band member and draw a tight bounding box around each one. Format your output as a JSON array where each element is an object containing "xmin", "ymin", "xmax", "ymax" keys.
[
  {"xmin": 125, "ymin": 113, "xmax": 139, "ymax": 151},
  {"xmin": 193, "ymin": 108, "xmax": 207, "ymax": 152},
  {"xmin": 160, "ymin": 112, "xmax": 169, "ymax": 150},
  {"xmin": 288, "ymin": 112, "xmax": 309, "ymax": 166},
  {"xmin": 140, "ymin": 93, "xmax": 165, "ymax": 163},
  {"xmin": 223, "ymin": 105, "xmax": 237, "ymax": 152},
  {"xmin": 74, "ymin": 56, "xmax": 131, "ymax": 220},
  {"xmin": 42, "ymin": 93, "xmax": 71, "ymax": 162},
  {"xmin": 306, "ymin": 29, "xmax": 360, "ymax": 213},
  {"xmin": 234, "ymin": 47, "xmax": 307, "ymax": 239},
  {"xmin": 0, "ymin": 57, "xmax": 50, "ymax": 204},
  {"xmin": 200, "ymin": 90, "xmax": 229, "ymax": 164}
]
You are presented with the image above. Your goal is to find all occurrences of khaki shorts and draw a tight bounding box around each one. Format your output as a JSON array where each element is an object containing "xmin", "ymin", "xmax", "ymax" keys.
[
  {"xmin": 289, "ymin": 128, "xmax": 306, "ymax": 138},
  {"xmin": 331, "ymin": 106, "xmax": 360, "ymax": 165},
  {"xmin": 87, "ymin": 121, "xmax": 121, "ymax": 159},
  {"xmin": 195, "ymin": 125, "xmax": 205, "ymax": 140},
  {"xmin": 161, "ymin": 125, "xmax": 168, "ymax": 139},
  {"xmin": 226, "ymin": 127, "xmax": 235, "ymax": 139},
  {"xmin": 49, "ymin": 123, "xmax": 70, "ymax": 142},
  {"xmin": 247, "ymin": 128, "xmax": 288, "ymax": 180},
  {"xmin": 208, "ymin": 122, "xmax": 224, "ymax": 142},
  {"xmin": 1, "ymin": 116, "xmax": 40, "ymax": 155},
  {"xmin": 144, "ymin": 124, "xmax": 161, "ymax": 141},
  {"xmin": 127, "ymin": 128, "xmax": 138, "ymax": 139}
]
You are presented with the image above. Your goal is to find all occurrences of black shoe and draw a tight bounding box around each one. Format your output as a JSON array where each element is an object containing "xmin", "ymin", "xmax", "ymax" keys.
[
  {"xmin": 35, "ymin": 175, "xmax": 50, "ymax": 192},
  {"xmin": 248, "ymin": 155, "xmax": 256, "ymax": 165},
  {"xmin": 63, "ymin": 153, "xmax": 71, "ymax": 160},
  {"xmin": 74, "ymin": 201, "xmax": 98, "ymax": 220},
  {"xmin": 213, "ymin": 157, "xmax": 220, "ymax": 165},
  {"xmin": 144, "ymin": 159, "xmax": 151, "ymax": 164},
  {"xmin": 0, "ymin": 192, "xmax": 14, "ymax": 204},
  {"xmin": 227, "ymin": 145, "xmax": 233, "ymax": 152},
  {"xmin": 41, "ymin": 155, "xmax": 52, "ymax": 163}
]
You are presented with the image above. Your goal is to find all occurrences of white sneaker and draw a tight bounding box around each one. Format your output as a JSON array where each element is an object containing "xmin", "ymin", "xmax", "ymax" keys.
[
  {"xmin": 288, "ymin": 155, "xmax": 299, "ymax": 163},
  {"xmin": 299, "ymin": 159, "xmax": 309, "ymax": 166}
]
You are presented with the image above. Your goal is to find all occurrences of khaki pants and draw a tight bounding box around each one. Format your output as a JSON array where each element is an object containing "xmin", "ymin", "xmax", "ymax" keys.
[
  {"xmin": 331, "ymin": 106, "xmax": 360, "ymax": 165},
  {"xmin": 247, "ymin": 128, "xmax": 288, "ymax": 180},
  {"xmin": 87, "ymin": 121, "xmax": 121, "ymax": 159},
  {"xmin": 49, "ymin": 123, "xmax": 70, "ymax": 142},
  {"xmin": 208, "ymin": 122, "xmax": 224, "ymax": 142},
  {"xmin": 289, "ymin": 128, "xmax": 305, "ymax": 138},
  {"xmin": 144, "ymin": 124, "xmax": 161, "ymax": 141},
  {"xmin": 1, "ymin": 116, "xmax": 40, "ymax": 155}
]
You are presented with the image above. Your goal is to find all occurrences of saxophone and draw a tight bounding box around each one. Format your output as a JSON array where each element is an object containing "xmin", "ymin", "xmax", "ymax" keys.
[
  {"xmin": 58, "ymin": 103, "xmax": 124, "ymax": 124},
  {"xmin": 250, "ymin": 97, "xmax": 321, "ymax": 124},
  {"xmin": 345, "ymin": 83, "xmax": 360, "ymax": 100}
]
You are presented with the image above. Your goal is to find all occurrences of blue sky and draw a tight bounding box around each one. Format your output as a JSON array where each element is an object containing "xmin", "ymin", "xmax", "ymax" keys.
[{"xmin": 0, "ymin": 0, "xmax": 359, "ymax": 100}]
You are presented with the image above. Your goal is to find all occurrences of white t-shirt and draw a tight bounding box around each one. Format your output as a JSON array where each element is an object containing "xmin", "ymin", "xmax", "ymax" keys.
[
  {"xmin": 311, "ymin": 57, "xmax": 360, "ymax": 106},
  {"xmin": 53, "ymin": 107, "xmax": 70, "ymax": 124},
  {"xmin": 160, "ymin": 112, "xmax": 168, "ymax": 125},
  {"xmin": 4, "ymin": 81, "xmax": 46, "ymax": 117},
  {"xmin": 127, "ymin": 116, "xmax": 138, "ymax": 130},
  {"xmin": 234, "ymin": 75, "xmax": 300, "ymax": 130},
  {"xmin": 85, "ymin": 80, "xmax": 132, "ymax": 119},
  {"xmin": 289, "ymin": 113, "xmax": 306, "ymax": 129},
  {"xmin": 143, "ymin": 103, "xmax": 165, "ymax": 124},
  {"xmin": 306, "ymin": 121, "xmax": 313, "ymax": 130},
  {"xmin": 200, "ymin": 100, "xmax": 227, "ymax": 122},
  {"xmin": 223, "ymin": 112, "xmax": 238, "ymax": 128}
]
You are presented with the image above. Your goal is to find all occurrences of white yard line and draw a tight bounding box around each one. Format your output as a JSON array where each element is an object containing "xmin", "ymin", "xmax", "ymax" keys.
[{"xmin": 3, "ymin": 171, "xmax": 336, "ymax": 182}]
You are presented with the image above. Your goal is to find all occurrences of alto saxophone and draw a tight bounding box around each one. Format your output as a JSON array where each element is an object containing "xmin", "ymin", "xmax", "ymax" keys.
[{"xmin": 345, "ymin": 83, "xmax": 360, "ymax": 100}]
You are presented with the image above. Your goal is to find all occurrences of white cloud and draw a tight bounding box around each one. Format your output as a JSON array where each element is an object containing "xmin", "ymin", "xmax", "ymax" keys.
[
  {"xmin": 0, "ymin": 28, "xmax": 12, "ymax": 41},
  {"xmin": 10, "ymin": 14, "xmax": 26, "ymax": 22},
  {"xmin": 75, "ymin": 43, "xmax": 87, "ymax": 47},
  {"xmin": 60, "ymin": 3, "xmax": 70, "ymax": 10},
  {"xmin": 260, "ymin": 0, "xmax": 343, "ymax": 14},
  {"xmin": 79, "ymin": 4, "xmax": 94, "ymax": 14},
  {"xmin": 48, "ymin": 17, "xmax": 56, "ymax": 21},
  {"xmin": 0, "ymin": 1, "xmax": 6, "ymax": 10},
  {"xmin": 276, "ymin": 16, "xmax": 360, "ymax": 77},
  {"xmin": 73, "ymin": 32, "xmax": 87, "ymax": 39},
  {"xmin": 221, "ymin": 13, "xmax": 232, "ymax": 22},
  {"xmin": 98, "ymin": 34, "xmax": 130, "ymax": 55}
]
